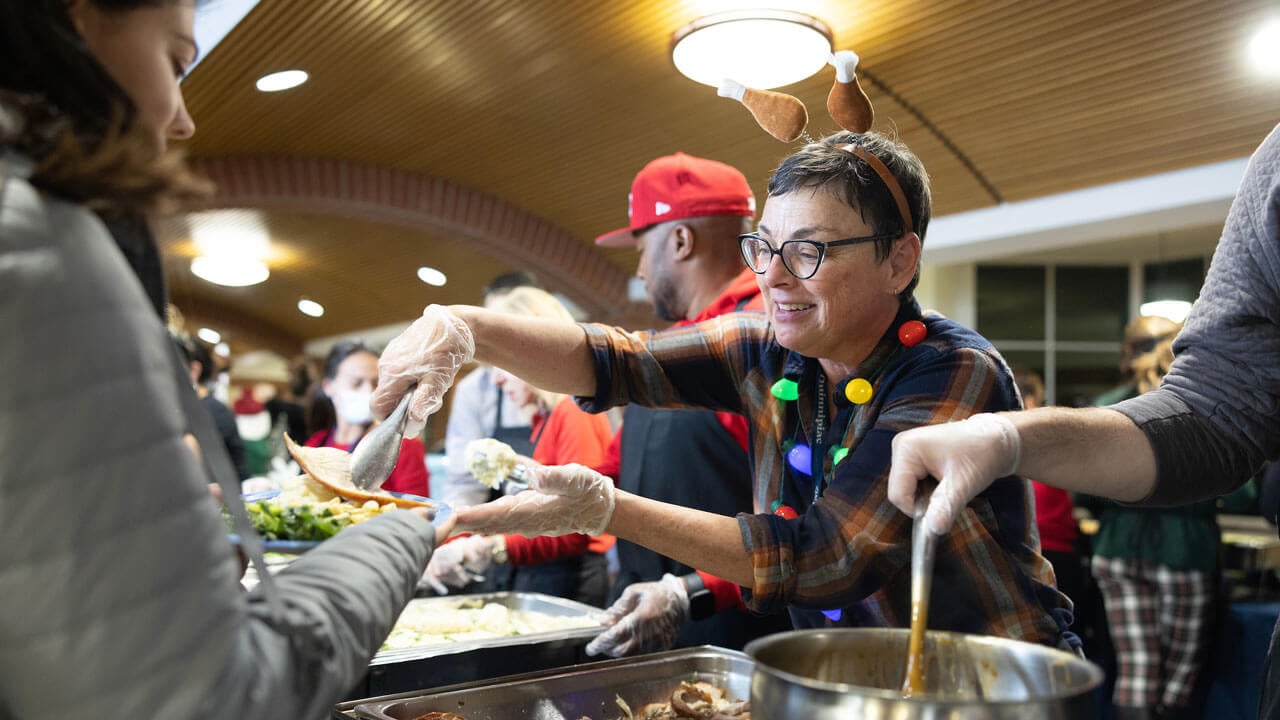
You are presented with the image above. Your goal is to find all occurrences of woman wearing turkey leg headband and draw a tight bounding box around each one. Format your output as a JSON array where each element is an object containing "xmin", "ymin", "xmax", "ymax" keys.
[
  {"xmin": 374, "ymin": 131, "xmax": 1075, "ymax": 657},
  {"xmin": 889, "ymin": 123, "xmax": 1280, "ymax": 719}
]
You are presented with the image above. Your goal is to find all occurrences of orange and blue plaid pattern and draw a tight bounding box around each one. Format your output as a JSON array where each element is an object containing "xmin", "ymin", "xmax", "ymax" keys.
[{"xmin": 577, "ymin": 300, "xmax": 1070, "ymax": 645}]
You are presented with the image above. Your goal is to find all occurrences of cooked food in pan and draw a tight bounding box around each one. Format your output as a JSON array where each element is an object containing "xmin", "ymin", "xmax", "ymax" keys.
[
  {"xmin": 382, "ymin": 600, "xmax": 599, "ymax": 650},
  {"xmin": 408, "ymin": 681, "xmax": 748, "ymax": 720}
]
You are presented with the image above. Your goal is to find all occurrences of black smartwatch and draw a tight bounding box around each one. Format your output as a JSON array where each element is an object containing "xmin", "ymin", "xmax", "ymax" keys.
[{"xmin": 682, "ymin": 572, "xmax": 717, "ymax": 621}]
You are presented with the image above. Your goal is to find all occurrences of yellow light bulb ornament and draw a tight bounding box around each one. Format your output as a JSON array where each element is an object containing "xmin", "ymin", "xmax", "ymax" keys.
[{"xmin": 844, "ymin": 377, "xmax": 874, "ymax": 405}]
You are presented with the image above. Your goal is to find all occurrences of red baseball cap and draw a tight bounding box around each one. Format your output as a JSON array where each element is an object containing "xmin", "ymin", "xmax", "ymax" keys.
[{"xmin": 594, "ymin": 152, "xmax": 756, "ymax": 247}]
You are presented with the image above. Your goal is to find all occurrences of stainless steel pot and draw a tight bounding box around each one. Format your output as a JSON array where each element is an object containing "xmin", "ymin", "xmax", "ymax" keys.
[{"xmin": 745, "ymin": 628, "xmax": 1102, "ymax": 719}]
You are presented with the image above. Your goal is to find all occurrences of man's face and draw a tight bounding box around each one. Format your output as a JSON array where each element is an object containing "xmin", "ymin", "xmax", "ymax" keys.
[{"xmin": 634, "ymin": 223, "xmax": 684, "ymax": 322}]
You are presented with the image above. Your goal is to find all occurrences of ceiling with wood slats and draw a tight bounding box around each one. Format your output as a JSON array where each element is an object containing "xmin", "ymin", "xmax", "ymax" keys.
[{"xmin": 163, "ymin": 0, "xmax": 1280, "ymax": 352}]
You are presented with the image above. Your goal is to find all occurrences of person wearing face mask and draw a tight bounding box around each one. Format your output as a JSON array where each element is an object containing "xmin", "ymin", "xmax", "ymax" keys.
[
  {"xmin": 305, "ymin": 341, "xmax": 431, "ymax": 498},
  {"xmin": 0, "ymin": 3, "xmax": 457, "ymax": 718}
]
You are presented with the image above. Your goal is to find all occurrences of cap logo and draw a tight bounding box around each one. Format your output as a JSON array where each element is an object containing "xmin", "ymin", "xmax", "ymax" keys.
[
  {"xmin": 654, "ymin": 201, "xmax": 672, "ymax": 216},
  {"xmin": 626, "ymin": 192, "xmax": 634, "ymax": 219},
  {"xmin": 747, "ymin": 197, "xmax": 757, "ymax": 212}
]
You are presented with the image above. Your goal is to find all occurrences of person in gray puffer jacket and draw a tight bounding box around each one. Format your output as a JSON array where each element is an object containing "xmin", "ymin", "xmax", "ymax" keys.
[{"xmin": 0, "ymin": 2, "xmax": 464, "ymax": 719}]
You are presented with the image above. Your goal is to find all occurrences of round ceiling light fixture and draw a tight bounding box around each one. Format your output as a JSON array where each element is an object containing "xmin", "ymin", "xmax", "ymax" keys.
[
  {"xmin": 671, "ymin": 10, "xmax": 833, "ymax": 89},
  {"xmin": 297, "ymin": 298, "xmax": 325, "ymax": 317},
  {"xmin": 417, "ymin": 266, "xmax": 448, "ymax": 287},
  {"xmin": 190, "ymin": 255, "xmax": 270, "ymax": 287},
  {"xmin": 196, "ymin": 327, "xmax": 222, "ymax": 344},
  {"xmin": 256, "ymin": 69, "xmax": 309, "ymax": 92}
]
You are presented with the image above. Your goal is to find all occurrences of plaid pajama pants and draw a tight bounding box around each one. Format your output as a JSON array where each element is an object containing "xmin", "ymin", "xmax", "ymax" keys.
[{"xmin": 1091, "ymin": 555, "xmax": 1214, "ymax": 710}]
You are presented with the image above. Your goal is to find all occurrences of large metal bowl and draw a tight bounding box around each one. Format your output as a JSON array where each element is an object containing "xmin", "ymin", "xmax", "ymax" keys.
[{"xmin": 745, "ymin": 628, "xmax": 1102, "ymax": 719}]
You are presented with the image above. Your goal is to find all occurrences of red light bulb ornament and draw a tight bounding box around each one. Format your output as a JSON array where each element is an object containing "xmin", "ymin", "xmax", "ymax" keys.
[{"xmin": 898, "ymin": 320, "xmax": 927, "ymax": 347}]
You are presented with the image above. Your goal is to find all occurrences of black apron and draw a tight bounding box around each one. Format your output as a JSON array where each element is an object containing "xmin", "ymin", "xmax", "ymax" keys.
[{"xmin": 610, "ymin": 404, "xmax": 791, "ymax": 647}]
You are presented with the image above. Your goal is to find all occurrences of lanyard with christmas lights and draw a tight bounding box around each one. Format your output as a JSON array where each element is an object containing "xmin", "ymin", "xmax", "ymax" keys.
[{"xmin": 768, "ymin": 318, "xmax": 927, "ymax": 519}]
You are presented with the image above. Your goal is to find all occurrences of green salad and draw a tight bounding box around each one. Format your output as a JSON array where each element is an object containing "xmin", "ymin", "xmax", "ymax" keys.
[{"xmin": 245, "ymin": 501, "xmax": 354, "ymax": 542}]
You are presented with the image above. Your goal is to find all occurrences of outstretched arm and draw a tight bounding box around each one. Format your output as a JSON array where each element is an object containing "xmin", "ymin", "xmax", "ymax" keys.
[{"xmin": 888, "ymin": 407, "xmax": 1156, "ymax": 535}]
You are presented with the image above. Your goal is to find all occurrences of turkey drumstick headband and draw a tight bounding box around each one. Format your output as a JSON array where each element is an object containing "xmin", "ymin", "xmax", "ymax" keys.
[{"xmin": 718, "ymin": 50, "xmax": 910, "ymax": 233}]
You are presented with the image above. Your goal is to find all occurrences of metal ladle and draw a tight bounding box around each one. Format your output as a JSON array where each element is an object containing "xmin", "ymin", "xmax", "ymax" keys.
[{"xmin": 901, "ymin": 495, "xmax": 938, "ymax": 697}]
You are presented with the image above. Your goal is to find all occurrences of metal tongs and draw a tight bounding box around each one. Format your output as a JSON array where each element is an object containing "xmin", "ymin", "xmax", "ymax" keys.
[{"xmin": 349, "ymin": 391, "xmax": 413, "ymax": 491}]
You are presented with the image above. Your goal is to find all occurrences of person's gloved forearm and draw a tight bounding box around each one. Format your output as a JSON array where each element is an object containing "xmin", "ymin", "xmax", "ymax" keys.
[
  {"xmin": 887, "ymin": 413, "xmax": 1021, "ymax": 535},
  {"xmin": 585, "ymin": 574, "xmax": 689, "ymax": 657},
  {"xmin": 454, "ymin": 463, "xmax": 615, "ymax": 537},
  {"xmin": 372, "ymin": 304, "xmax": 476, "ymax": 437},
  {"xmin": 423, "ymin": 534, "xmax": 495, "ymax": 590}
]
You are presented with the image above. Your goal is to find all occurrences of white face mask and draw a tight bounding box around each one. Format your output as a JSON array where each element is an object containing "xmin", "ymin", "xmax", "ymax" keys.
[{"xmin": 333, "ymin": 389, "xmax": 373, "ymax": 426}]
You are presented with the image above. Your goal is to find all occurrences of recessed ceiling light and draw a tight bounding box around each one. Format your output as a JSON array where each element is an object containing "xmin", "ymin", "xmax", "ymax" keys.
[
  {"xmin": 297, "ymin": 298, "xmax": 325, "ymax": 317},
  {"xmin": 256, "ymin": 69, "xmax": 308, "ymax": 92},
  {"xmin": 214, "ymin": 342, "xmax": 231, "ymax": 358},
  {"xmin": 1249, "ymin": 18, "xmax": 1280, "ymax": 75},
  {"xmin": 191, "ymin": 256, "xmax": 270, "ymax": 287},
  {"xmin": 197, "ymin": 327, "xmax": 222, "ymax": 344},
  {"xmin": 417, "ymin": 266, "xmax": 448, "ymax": 287}
]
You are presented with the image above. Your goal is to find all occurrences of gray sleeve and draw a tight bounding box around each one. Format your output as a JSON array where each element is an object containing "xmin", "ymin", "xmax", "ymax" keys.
[
  {"xmin": 0, "ymin": 177, "xmax": 433, "ymax": 720},
  {"xmin": 1109, "ymin": 123, "xmax": 1280, "ymax": 504}
]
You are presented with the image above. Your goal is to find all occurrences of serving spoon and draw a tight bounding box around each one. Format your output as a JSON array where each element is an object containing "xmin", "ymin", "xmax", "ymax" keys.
[
  {"xmin": 901, "ymin": 494, "xmax": 938, "ymax": 697},
  {"xmin": 349, "ymin": 391, "xmax": 413, "ymax": 491}
]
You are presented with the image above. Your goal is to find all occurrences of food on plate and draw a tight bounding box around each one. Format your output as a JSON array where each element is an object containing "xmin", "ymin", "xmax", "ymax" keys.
[
  {"xmin": 464, "ymin": 438, "xmax": 518, "ymax": 490},
  {"xmin": 245, "ymin": 473, "xmax": 400, "ymax": 541},
  {"xmin": 381, "ymin": 599, "xmax": 599, "ymax": 650},
  {"xmin": 284, "ymin": 433, "xmax": 435, "ymax": 509}
]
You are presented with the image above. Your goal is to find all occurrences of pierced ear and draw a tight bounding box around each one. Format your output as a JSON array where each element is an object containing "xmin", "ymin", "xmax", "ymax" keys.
[{"xmin": 890, "ymin": 232, "xmax": 922, "ymax": 288}]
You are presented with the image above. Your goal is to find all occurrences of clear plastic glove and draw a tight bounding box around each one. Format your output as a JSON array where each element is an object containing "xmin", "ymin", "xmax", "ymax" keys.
[
  {"xmin": 423, "ymin": 534, "xmax": 495, "ymax": 590},
  {"xmin": 888, "ymin": 413, "xmax": 1022, "ymax": 536},
  {"xmin": 372, "ymin": 304, "xmax": 475, "ymax": 437},
  {"xmin": 453, "ymin": 463, "xmax": 615, "ymax": 537},
  {"xmin": 585, "ymin": 574, "xmax": 689, "ymax": 657}
]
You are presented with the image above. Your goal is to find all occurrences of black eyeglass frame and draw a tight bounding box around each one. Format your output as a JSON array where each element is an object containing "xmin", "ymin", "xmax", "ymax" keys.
[{"xmin": 738, "ymin": 231, "xmax": 900, "ymax": 280}]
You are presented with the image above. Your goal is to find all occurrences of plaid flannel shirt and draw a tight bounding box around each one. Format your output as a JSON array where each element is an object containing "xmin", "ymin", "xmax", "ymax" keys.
[{"xmin": 578, "ymin": 300, "xmax": 1069, "ymax": 644}]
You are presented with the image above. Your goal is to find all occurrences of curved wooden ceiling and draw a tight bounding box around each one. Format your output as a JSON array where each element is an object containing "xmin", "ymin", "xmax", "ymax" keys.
[{"xmin": 163, "ymin": 0, "xmax": 1280, "ymax": 353}]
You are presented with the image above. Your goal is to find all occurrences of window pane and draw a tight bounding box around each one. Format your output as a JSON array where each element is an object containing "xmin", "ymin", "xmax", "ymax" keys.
[
  {"xmin": 977, "ymin": 266, "xmax": 1045, "ymax": 341},
  {"xmin": 1055, "ymin": 350, "xmax": 1123, "ymax": 408},
  {"xmin": 1143, "ymin": 258, "xmax": 1206, "ymax": 303},
  {"xmin": 1055, "ymin": 266, "xmax": 1128, "ymax": 342}
]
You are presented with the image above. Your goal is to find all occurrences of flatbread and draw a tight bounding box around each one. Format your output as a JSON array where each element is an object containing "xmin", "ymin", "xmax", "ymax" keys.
[{"xmin": 284, "ymin": 433, "xmax": 435, "ymax": 509}]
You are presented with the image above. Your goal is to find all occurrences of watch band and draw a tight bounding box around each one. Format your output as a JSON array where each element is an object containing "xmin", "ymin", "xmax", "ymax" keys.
[{"xmin": 682, "ymin": 572, "xmax": 716, "ymax": 621}]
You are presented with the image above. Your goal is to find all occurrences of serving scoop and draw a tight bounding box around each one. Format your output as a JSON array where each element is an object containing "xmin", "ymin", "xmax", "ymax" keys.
[
  {"xmin": 349, "ymin": 391, "xmax": 413, "ymax": 491},
  {"xmin": 901, "ymin": 492, "xmax": 938, "ymax": 697}
]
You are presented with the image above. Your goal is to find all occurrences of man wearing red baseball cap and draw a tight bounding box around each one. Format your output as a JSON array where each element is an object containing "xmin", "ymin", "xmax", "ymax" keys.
[{"xmin": 590, "ymin": 152, "xmax": 791, "ymax": 655}]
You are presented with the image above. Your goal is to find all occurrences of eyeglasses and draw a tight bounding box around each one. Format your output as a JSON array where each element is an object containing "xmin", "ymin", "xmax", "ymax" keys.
[{"xmin": 738, "ymin": 232, "xmax": 898, "ymax": 280}]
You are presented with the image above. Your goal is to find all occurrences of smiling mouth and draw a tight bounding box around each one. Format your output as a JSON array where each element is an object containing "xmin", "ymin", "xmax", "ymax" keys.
[{"xmin": 775, "ymin": 302, "xmax": 814, "ymax": 313}]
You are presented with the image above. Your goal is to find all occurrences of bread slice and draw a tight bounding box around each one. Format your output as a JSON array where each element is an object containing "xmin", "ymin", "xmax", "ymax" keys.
[{"xmin": 284, "ymin": 433, "xmax": 435, "ymax": 509}]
